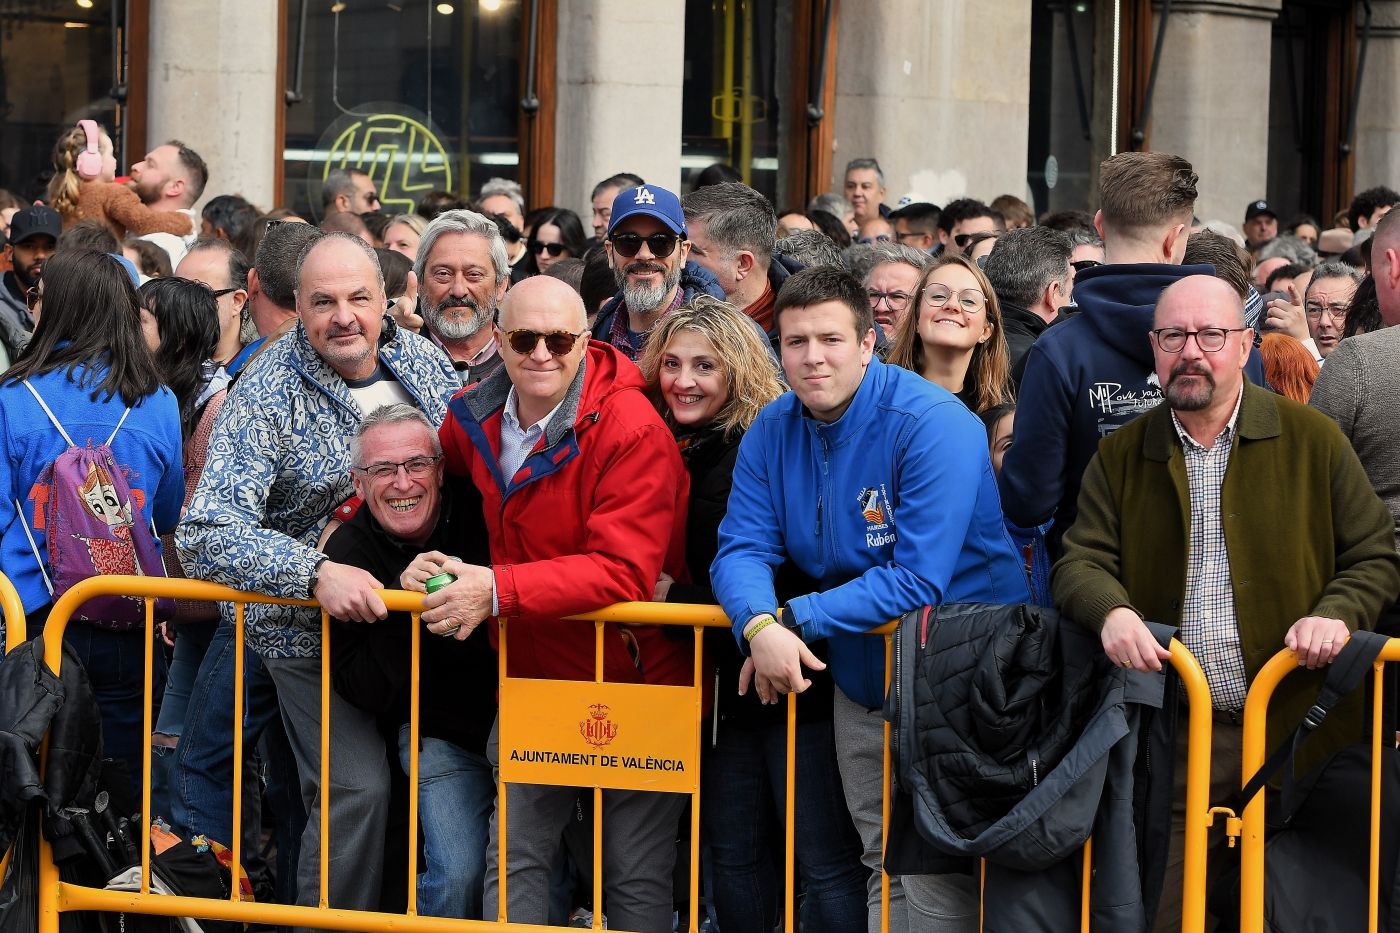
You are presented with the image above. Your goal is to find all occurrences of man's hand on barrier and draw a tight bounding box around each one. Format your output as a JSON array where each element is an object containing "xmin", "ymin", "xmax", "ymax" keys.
[
  {"xmin": 400, "ymin": 550, "xmax": 455, "ymax": 592},
  {"xmin": 1285, "ymin": 616, "xmax": 1350, "ymax": 669},
  {"xmin": 1101, "ymin": 606, "xmax": 1171, "ymax": 672},
  {"xmin": 421, "ymin": 561, "xmax": 494, "ymax": 641},
  {"xmin": 316, "ymin": 561, "xmax": 387, "ymax": 623},
  {"xmin": 739, "ymin": 618, "xmax": 826, "ymax": 704}
]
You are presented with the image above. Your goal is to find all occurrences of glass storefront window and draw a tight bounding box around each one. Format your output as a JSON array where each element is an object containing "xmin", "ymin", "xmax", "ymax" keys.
[
  {"xmin": 1027, "ymin": 0, "xmax": 1096, "ymax": 216},
  {"xmin": 0, "ymin": 0, "xmax": 118, "ymax": 202},
  {"xmin": 281, "ymin": 0, "xmax": 521, "ymax": 220},
  {"xmin": 681, "ymin": 0, "xmax": 781, "ymax": 203}
]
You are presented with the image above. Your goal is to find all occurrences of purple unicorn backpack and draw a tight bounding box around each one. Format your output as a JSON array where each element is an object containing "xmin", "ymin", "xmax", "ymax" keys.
[{"xmin": 15, "ymin": 380, "xmax": 173, "ymax": 629}]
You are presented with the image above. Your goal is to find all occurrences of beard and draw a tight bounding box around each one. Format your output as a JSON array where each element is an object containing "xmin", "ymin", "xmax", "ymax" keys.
[
  {"xmin": 1165, "ymin": 361, "xmax": 1216, "ymax": 411},
  {"xmin": 423, "ymin": 293, "xmax": 494, "ymax": 341},
  {"xmin": 615, "ymin": 260, "xmax": 682, "ymax": 315}
]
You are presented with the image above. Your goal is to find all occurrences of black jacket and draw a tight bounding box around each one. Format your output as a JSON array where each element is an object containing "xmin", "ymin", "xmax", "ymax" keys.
[
  {"xmin": 0, "ymin": 636, "xmax": 103, "ymax": 856},
  {"xmin": 664, "ymin": 425, "xmax": 830, "ymax": 729},
  {"xmin": 887, "ymin": 602, "xmax": 1174, "ymax": 931},
  {"xmin": 326, "ymin": 483, "xmax": 497, "ymax": 755},
  {"xmin": 1001, "ymin": 302, "xmax": 1060, "ymax": 387}
]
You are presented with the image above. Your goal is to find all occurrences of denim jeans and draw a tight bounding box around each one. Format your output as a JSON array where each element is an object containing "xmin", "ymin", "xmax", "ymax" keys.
[
  {"xmin": 152, "ymin": 618, "xmax": 218, "ymax": 820},
  {"xmin": 700, "ymin": 718, "xmax": 867, "ymax": 933},
  {"xmin": 169, "ymin": 618, "xmax": 305, "ymax": 904},
  {"xmin": 60, "ymin": 621, "xmax": 167, "ymax": 783},
  {"xmin": 395, "ymin": 726, "xmax": 495, "ymax": 919}
]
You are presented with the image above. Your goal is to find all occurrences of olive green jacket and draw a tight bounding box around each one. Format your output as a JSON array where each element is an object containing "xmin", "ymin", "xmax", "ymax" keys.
[{"xmin": 1053, "ymin": 381, "xmax": 1400, "ymax": 763}]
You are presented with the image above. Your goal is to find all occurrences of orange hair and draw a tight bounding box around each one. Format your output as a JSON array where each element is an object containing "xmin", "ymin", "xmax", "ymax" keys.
[{"xmin": 1258, "ymin": 332, "xmax": 1319, "ymax": 404}]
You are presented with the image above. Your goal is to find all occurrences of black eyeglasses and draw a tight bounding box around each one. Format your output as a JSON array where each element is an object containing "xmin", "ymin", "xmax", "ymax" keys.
[
  {"xmin": 866, "ymin": 289, "xmax": 913, "ymax": 311},
  {"xmin": 1150, "ymin": 327, "xmax": 1249, "ymax": 353},
  {"xmin": 1071, "ymin": 259, "xmax": 1102, "ymax": 273},
  {"xmin": 528, "ymin": 240, "xmax": 568, "ymax": 258},
  {"xmin": 501, "ymin": 328, "xmax": 585, "ymax": 356},
  {"xmin": 24, "ymin": 286, "xmax": 41, "ymax": 311},
  {"xmin": 609, "ymin": 232, "xmax": 680, "ymax": 259}
]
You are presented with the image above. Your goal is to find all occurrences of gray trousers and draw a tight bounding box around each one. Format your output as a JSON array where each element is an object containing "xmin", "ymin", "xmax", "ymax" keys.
[
  {"xmin": 483, "ymin": 717, "xmax": 687, "ymax": 933},
  {"xmin": 833, "ymin": 685, "xmax": 979, "ymax": 933},
  {"xmin": 264, "ymin": 655, "xmax": 390, "ymax": 918}
]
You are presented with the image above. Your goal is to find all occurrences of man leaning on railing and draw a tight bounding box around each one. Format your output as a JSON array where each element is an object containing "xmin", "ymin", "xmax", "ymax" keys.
[
  {"xmin": 1052, "ymin": 274, "xmax": 1400, "ymax": 932},
  {"xmin": 176, "ymin": 232, "xmax": 460, "ymax": 921},
  {"xmin": 401, "ymin": 275, "xmax": 692, "ymax": 933},
  {"xmin": 710, "ymin": 266, "xmax": 1030, "ymax": 933}
]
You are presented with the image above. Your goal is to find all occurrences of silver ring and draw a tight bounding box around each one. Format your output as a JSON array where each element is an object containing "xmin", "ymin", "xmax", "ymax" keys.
[
  {"xmin": 438, "ymin": 623, "xmax": 461, "ymax": 637},
  {"xmin": 1321, "ymin": 639, "xmax": 1334, "ymax": 645}
]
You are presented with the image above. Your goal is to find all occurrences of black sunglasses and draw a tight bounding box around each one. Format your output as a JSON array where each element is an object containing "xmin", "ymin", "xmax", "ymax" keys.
[
  {"xmin": 609, "ymin": 232, "xmax": 680, "ymax": 259},
  {"xmin": 528, "ymin": 240, "xmax": 568, "ymax": 258},
  {"xmin": 1071, "ymin": 259, "xmax": 1102, "ymax": 272},
  {"xmin": 501, "ymin": 328, "xmax": 584, "ymax": 356}
]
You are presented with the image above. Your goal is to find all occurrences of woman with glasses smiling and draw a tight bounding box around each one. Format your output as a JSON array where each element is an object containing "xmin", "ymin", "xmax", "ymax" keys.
[
  {"xmin": 520, "ymin": 207, "xmax": 587, "ymax": 277},
  {"xmin": 887, "ymin": 254, "xmax": 1015, "ymax": 414}
]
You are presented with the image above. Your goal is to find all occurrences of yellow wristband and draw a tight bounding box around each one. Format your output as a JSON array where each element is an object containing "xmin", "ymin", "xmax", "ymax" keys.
[{"xmin": 744, "ymin": 615, "xmax": 778, "ymax": 643}]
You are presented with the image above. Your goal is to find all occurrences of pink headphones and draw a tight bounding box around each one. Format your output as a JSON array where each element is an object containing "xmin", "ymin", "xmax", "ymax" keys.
[{"xmin": 75, "ymin": 120, "xmax": 103, "ymax": 180}]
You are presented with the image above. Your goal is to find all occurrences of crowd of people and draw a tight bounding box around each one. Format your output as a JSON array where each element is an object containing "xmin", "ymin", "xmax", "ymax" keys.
[{"xmin": 2, "ymin": 118, "xmax": 1400, "ymax": 933}]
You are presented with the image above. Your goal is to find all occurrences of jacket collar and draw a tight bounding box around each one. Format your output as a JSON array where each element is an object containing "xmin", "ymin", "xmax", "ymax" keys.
[
  {"xmin": 464, "ymin": 352, "xmax": 589, "ymax": 450},
  {"xmin": 1142, "ymin": 379, "xmax": 1281, "ymax": 462},
  {"xmin": 287, "ymin": 319, "xmax": 434, "ymax": 415},
  {"xmin": 1000, "ymin": 301, "xmax": 1053, "ymax": 336}
]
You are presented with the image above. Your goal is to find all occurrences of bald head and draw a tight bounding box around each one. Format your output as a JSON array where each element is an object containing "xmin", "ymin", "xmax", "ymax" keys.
[
  {"xmin": 1373, "ymin": 208, "xmax": 1400, "ymax": 326},
  {"xmin": 1155, "ymin": 274, "xmax": 1247, "ymax": 328},
  {"xmin": 499, "ymin": 274, "xmax": 587, "ymax": 332}
]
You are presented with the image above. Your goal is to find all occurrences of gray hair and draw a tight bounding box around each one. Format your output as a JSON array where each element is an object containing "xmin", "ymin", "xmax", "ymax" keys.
[
  {"xmin": 983, "ymin": 226, "xmax": 1073, "ymax": 309},
  {"xmin": 321, "ymin": 168, "xmax": 367, "ymax": 210},
  {"xmin": 1065, "ymin": 226, "xmax": 1103, "ymax": 250},
  {"xmin": 478, "ymin": 177, "xmax": 525, "ymax": 216},
  {"xmin": 840, "ymin": 242, "xmax": 883, "ymax": 284},
  {"xmin": 413, "ymin": 208, "xmax": 510, "ymax": 284},
  {"xmin": 1257, "ymin": 234, "xmax": 1318, "ymax": 267},
  {"xmin": 1305, "ymin": 260, "xmax": 1363, "ymax": 298},
  {"xmin": 350, "ymin": 403, "xmax": 441, "ymax": 467},
  {"xmin": 861, "ymin": 242, "xmax": 930, "ymax": 281},
  {"xmin": 294, "ymin": 231, "xmax": 385, "ymax": 297},
  {"xmin": 773, "ymin": 229, "xmax": 841, "ymax": 269},
  {"xmin": 808, "ymin": 192, "xmax": 851, "ymax": 217},
  {"xmin": 682, "ymin": 183, "xmax": 778, "ymax": 268},
  {"xmin": 845, "ymin": 158, "xmax": 885, "ymax": 187}
]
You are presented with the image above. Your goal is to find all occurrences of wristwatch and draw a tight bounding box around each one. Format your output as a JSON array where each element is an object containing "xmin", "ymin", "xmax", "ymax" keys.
[{"xmin": 308, "ymin": 556, "xmax": 329, "ymax": 598}]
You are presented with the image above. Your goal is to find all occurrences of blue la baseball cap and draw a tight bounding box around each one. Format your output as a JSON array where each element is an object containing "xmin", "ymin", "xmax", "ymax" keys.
[{"xmin": 607, "ymin": 185, "xmax": 686, "ymax": 237}]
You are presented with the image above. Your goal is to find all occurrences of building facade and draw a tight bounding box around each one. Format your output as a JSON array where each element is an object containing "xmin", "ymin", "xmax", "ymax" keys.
[{"xmin": 1, "ymin": 0, "xmax": 1395, "ymax": 228}]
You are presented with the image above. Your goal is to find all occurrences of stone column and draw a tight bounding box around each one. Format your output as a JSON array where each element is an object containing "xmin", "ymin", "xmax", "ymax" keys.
[
  {"xmin": 1353, "ymin": 0, "xmax": 1400, "ymax": 192},
  {"xmin": 1139, "ymin": 0, "xmax": 1282, "ymax": 225},
  {"xmin": 829, "ymin": 0, "xmax": 1033, "ymax": 206},
  {"xmin": 146, "ymin": 0, "xmax": 280, "ymax": 211},
  {"xmin": 554, "ymin": 1, "xmax": 687, "ymax": 218}
]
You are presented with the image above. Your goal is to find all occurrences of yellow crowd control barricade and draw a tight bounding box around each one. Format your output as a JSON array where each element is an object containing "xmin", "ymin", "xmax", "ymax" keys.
[
  {"xmin": 27, "ymin": 575, "xmax": 1218, "ymax": 933},
  {"xmin": 1238, "ymin": 639, "xmax": 1400, "ymax": 933}
]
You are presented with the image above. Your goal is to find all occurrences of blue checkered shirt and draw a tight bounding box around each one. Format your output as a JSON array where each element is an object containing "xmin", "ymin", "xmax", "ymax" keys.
[{"xmin": 1172, "ymin": 390, "xmax": 1249, "ymax": 711}]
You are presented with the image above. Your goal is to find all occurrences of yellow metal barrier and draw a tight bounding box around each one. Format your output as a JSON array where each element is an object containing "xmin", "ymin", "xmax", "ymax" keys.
[
  {"xmin": 25, "ymin": 575, "xmax": 1218, "ymax": 933},
  {"xmin": 1239, "ymin": 640, "xmax": 1400, "ymax": 933}
]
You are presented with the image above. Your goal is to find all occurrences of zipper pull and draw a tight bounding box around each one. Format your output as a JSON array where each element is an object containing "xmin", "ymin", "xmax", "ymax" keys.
[{"xmin": 815, "ymin": 495, "xmax": 823, "ymax": 537}]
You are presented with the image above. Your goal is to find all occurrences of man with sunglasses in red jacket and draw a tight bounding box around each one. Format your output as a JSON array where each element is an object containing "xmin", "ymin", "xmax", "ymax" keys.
[
  {"xmin": 403, "ymin": 274, "xmax": 691, "ymax": 932},
  {"xmin": 589, "ymin": 183, "xmax": 725, "ymax": 361}
]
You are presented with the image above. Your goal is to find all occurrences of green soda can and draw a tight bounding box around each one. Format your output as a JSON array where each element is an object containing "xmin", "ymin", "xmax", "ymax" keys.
[{"xmin": 425, "ymin": 572, "xmax": 457, "ymax": 594}]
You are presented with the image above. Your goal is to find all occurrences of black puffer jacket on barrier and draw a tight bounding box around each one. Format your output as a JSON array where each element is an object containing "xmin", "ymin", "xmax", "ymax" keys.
[
  {"xmin": 887, "ymin": 602, "xmax": 1173, "ymax": 932},
  {"xmin": 0, "ymin": 636, "xmax": 103, "ymax": 856}
]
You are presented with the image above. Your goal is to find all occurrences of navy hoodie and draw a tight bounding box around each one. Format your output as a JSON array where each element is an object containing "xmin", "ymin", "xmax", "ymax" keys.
[{"xmin": 999, "ymin": 262, "xmax": 1266, "ymax": 551}]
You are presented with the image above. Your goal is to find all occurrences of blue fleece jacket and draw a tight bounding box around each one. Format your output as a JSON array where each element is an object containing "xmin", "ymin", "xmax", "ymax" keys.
[
  {"xmin": 999, "ymin": 262, "xmax": 1267, "ymax": 546},
  {"xmin": 0, "ymin": 366, "xmax": 184, "ymax": 614},
  {"xmin": 710, "ymin": 359, "xmax": 1030, "ymax": 709}
]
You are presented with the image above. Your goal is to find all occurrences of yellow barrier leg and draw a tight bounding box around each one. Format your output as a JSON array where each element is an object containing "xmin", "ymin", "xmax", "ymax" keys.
[
  {"xmin": 1371, "ymin": 662, "xmax": 1383, "ymax": 933},
  {"xmin": 881, "ymin": 633, "xmax": 893, "ymax": 931},
  {"xmin": 497, "ymin": 616, "xmax": 509, "ymax": 924},
  {"xmin": 690, "ymin": 625, "xmax": 702, "ymax": 933},
  {"xmin": 785, "ymin": 692, "xmax": 796, "ymax": 933},
  {"xmin": 319, "ymin": 610, "xmax": 330, "ymax": 909},
  {"xmin": 141, "ymin": 598, "xmax": 153, "ymax": 894},
  {"xmin": 230, "ymin": 602, "xmax": 246, "ymax": 903},
  {"xmin": 407, "ymin": 610, "xmax": 422, "ymax": 916}
]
